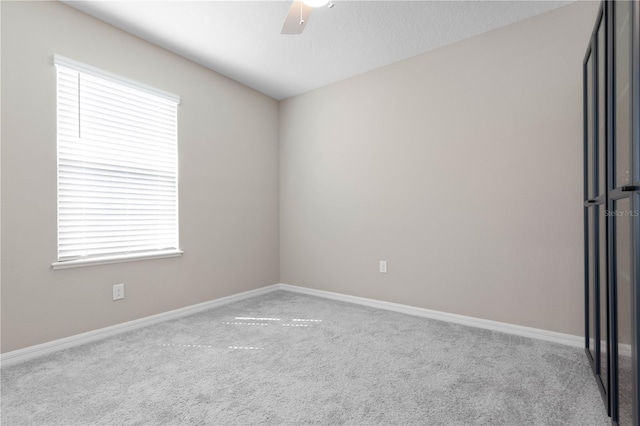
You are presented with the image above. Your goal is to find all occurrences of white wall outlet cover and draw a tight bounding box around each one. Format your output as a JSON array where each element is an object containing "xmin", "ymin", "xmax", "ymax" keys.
[
  {"xmin": 113, "ymin": 283, "xmax": 125, "ymax": 300},
  {"xmin": 379, "ymin": 261, "xmax": 387, "ymax": 273}
]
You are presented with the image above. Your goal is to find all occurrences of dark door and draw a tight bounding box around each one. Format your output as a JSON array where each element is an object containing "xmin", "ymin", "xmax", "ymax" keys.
[
  {"xmin": 585, "ymin": 5, "xmax": 610, "ymax": 409},
  {"xmin": 609, "ymin": 1, "xmax": 639, "ymax": 425}
]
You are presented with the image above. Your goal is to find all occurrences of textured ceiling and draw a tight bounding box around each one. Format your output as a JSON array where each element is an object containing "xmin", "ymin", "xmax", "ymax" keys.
[{"xmin": 63, "ymin": 1, "xmax": 571, "ymax": 100}]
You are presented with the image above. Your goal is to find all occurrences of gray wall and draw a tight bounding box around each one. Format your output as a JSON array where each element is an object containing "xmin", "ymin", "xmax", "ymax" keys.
[
  {"xmin": 1, "ymin": 1, "xmax": 279, "ymax": 353},
  {"xmin": 2, "ymin": 1, "xmax": 601, "ymax": 353},
  {"xmin": 280, "ymin": 1, "xmax": 599, "ymax": 336}
]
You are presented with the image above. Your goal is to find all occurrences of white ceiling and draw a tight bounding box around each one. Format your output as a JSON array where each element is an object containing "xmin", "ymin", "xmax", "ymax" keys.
[{"xmin": 63, "ymin": 1, "xmax": 571, "ymax": 100}]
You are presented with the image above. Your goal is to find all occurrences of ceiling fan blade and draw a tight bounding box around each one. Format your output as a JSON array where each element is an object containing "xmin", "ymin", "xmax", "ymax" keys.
[{"xmin": 281, "ymin": 1, "xmax": 313, "ymax": 35}]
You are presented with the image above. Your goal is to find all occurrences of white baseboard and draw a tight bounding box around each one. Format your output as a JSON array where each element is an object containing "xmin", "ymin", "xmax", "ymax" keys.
[
  {"xmin": 0, "ymin": 284, "xmax": 281, "ymax": 368},
  {"xmin": 278, "ymin": 283, "xmax": 585, "ymax": 348},
  {"xmin": 597, "ymin": 340, "xmax": 632, "ymax": 357},
  {"xmin": 619, "ymin": 344, "xmax": 633, "ymax": 358},
  {"xmin": 0, "ymin": 282, "xmax": 613, "ymax": 367}
]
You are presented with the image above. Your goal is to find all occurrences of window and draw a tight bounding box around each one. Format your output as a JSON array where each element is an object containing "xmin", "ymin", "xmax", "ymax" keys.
[{"xmin": 52, "ymin": 55, "xmax": 181, "ymax": 269}]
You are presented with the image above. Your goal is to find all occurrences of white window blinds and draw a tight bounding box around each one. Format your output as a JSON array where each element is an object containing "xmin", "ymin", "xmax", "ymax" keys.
[{"xmin": 54, "ymin": 55, "xmax": 180, "ymax": 266}]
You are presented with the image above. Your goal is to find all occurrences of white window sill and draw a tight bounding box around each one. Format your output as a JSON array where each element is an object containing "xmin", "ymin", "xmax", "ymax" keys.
[{"xmin": 52, "ymin": 250, "xmax": 183, "ymax": 270}]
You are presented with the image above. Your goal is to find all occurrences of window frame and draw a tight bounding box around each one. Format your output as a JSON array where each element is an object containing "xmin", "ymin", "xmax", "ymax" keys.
[{"xmin": 51, "ymin": 55, "xmax": 182, "ymax": 270}]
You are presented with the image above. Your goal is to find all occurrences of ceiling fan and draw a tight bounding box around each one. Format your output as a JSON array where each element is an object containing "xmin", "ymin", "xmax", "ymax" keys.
[{"xmin": 281, "ymin": 0, "xmax": 334, "ymax": 35}]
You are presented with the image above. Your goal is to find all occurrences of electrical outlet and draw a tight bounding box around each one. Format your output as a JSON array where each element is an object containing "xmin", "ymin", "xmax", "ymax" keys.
[
  {"xmin": 379, "ymin": 260, "xmax": 387, "ymax": 274},
  {"xmin": 113, "ymin": 283, "xmax": 125, "ymax": 300}
]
